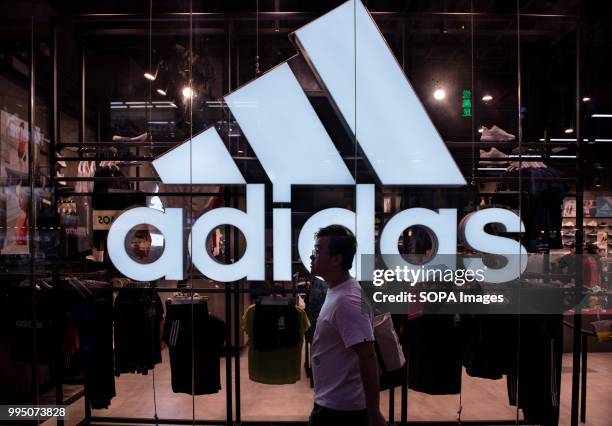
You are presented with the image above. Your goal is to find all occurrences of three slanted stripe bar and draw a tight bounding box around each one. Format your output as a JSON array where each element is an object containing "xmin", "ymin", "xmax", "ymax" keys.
[{"xmin": 293, "ymin": 0, "xmax": 465, "ymax": 186}]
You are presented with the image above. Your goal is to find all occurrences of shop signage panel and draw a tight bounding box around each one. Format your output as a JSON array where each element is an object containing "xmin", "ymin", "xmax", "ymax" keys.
[{"xmin": 93, "ymin": 210, "xmax": 122, "ymax": 230}]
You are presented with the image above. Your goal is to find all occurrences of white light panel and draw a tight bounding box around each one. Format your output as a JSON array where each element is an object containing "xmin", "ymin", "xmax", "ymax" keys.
[{"xmin": 294, "ymin": 0, "xmax": 465, "ymax": 186}]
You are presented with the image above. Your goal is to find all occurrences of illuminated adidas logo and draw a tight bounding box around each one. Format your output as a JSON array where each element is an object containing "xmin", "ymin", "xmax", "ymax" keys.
[
  {"xmin": 152, "ymin": 0, "xmax": 465, "ymax": 203},
  {"xmin": 108, "ymin": 0, "xmax": 526, "ymax": 284}
]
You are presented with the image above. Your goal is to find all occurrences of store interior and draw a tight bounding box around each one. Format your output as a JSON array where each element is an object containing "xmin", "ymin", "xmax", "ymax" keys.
[{"xmin": 0, "ymin": 0, "xmax": 611, "ymax": 425}]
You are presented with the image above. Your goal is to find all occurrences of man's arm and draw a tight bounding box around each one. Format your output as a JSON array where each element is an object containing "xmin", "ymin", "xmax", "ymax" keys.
[{"xmin": 353, "ymin": 341, "xmax": 386, "ymax": 426}]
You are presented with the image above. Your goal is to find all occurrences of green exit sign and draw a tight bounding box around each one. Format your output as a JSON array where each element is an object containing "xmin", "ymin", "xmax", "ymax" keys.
[{"xmin": 462, "ymin": 89, "xmax": 472, "ymax": 117}]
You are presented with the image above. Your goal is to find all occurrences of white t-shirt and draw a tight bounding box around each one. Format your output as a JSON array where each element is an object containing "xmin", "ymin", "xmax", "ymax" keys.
[{"xmin": 311, "ymin": 278, "xmax": 374, "ymax": 411}]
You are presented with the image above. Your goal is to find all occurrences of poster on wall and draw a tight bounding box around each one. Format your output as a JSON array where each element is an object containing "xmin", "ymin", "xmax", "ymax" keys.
[
  {"xmin": 1, "ymin": 185, "xmax": 30, "ymax": 255},
  {"xmin": 583, "ymin": 199, "xmax": 597, "ymax": 217},
  {"xmin": 596, "ymin": 231, "xmax": 607, "ymax": 250},
  {"xmin": 563, "ymin": 198, "xmax": 576, "ymax": 217},
  {"xmin": 596, "ymin": 196, "xmax": 612, "ymax": 217},
  {"xmin": 0, "ymin": 111, "xmax": 29, "ymax": 177}
]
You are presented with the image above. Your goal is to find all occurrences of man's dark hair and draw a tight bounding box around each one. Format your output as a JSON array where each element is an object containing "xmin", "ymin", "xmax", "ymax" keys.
[{"xmin": 315, "ymin": 225, "xmax": 356, "ymax": 271}]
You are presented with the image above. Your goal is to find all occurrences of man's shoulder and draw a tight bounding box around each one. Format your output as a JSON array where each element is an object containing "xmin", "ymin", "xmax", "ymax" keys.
[
  {"xmin": 337, "ymin": 278, "xmax": 361, "ymax": 294},
  {"xmin": 333, "ymin": 283, "xmax": 371, "ymax": 319}
]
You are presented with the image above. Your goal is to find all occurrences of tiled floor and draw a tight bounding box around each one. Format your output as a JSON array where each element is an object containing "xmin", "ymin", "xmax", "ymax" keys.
[{"xmin": 44, "ymin": 350, "xmax": 612, "ymax": 425}]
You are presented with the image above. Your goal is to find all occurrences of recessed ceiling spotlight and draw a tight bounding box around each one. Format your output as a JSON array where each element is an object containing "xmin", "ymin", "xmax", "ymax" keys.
[
  {"xmin": 144, "ymin": 72, "xmax": 156, "ymax": 81},
  {"xmin": 564, "ymin": 128, "xmax": 574, "ymax": 134},
  {"xmin": 156, "ymin": 88, "xmax": 167, "ymax": 96},
  {"xmin": 182, "ymin": 86, "xmax": 194, "ymax": 98},
  {"xmin": 433, "ymin": 89, "xmax": 446, "ymax": 100},
  {"xmin": 482, "ymin": 95, "xmax": 493, "ymax": 102},
  {"xmin": 582, "ymin": 97, "xmax": 591, "ymax": 102}
]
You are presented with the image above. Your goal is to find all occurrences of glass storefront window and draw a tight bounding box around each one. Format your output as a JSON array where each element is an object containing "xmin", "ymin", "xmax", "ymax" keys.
[{"xmin": 0, "ymin": 1, "xmax": 610, "ymax": 425}]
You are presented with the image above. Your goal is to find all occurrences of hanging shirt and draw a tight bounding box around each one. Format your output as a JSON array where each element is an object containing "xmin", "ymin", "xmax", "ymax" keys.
[
  {"xmin": 252, "ymin": 303, "xmax": 300, "ymax": 351},
  {"xmin": 310, "ymin": 278, "xmax": 374, "ymax": 411},
  {"xmin": 64, "ymin": 278, "xmax": 116, "ymax": 409},
  {"xmin": 163, "ymin": 301, "xmax": 226, "ymax": 395},
  {"xmin": 242, "ymin": 304, "xmax": 309, "ymax": 385},
  {"xmin": 114, "ymin": 288, "xmax": 164, "ymax": 376}
]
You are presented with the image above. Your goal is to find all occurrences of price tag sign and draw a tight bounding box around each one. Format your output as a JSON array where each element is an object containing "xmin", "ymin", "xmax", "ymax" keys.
[{"xmin": 93, "ymin": 210, "xmax": 121, "ymax": 230}]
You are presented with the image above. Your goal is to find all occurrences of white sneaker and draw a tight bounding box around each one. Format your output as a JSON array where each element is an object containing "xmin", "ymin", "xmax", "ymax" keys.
[
  {"xmin": 112, "ymin": 132, "xmax": 150, "ymax": 142},
  {"xmin": 56, "ymin": 153, "xmax": 67, "ymax": 168},
  {"xmin": 130, "ymin": 132, "xmax": 150, "ymax": 142},
  {"xmin": 57, "ymin": 171, "xmax": 66, "ymax": 186},
  {"xmin": 480, "ymin": 125, "xmax": 515, "ymax": 142},
  {"xmin": 479, "ymin": 147, "xmax": 508, "ymax": 165}
]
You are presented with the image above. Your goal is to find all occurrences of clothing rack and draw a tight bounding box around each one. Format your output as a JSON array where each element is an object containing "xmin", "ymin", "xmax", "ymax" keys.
[{"xmin": 83, "ymin": 281, "xmax": 541, "ymax": 426}]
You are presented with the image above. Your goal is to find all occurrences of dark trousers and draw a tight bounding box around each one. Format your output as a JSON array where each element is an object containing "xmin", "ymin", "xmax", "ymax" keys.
[{"xmin": 309, "ymin": 403, "xmax": 368, "ymax": 426}]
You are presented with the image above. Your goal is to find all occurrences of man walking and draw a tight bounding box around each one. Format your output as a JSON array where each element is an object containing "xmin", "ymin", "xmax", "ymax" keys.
[{"xmin": 309, "ymin": 225, "xmax": 386, "ymax": 426}]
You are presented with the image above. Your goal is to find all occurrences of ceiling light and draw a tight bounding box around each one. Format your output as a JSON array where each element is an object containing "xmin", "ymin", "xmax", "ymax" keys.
[
  {"xmin": 144, "ymin": 72, "xmax": 156, "ymax": 81},
  {"xmin": 157, "ymin": 88, "xmax": 167, "ymax": 96},
  {"xmin": 478, "ymin": 127, "xmax": 484, "ymax": 133},
  {"xmin": 538, "ymin": 138, "xmax": 586, "ymax": 142},
  {"xmin": 182, "ymin": 86, "xmax": 194, "ymax": 98},
  {"xmin": 582, "ymin": 97, "xmax": 591, "ymax": 102},
  {"xmin": 592, "ymin": 114, "xmax": 612, "ymax": 118},
  {"xmin": 482, "ymin": 95, "xmax": 493, "ymax": 102},
  {"xmin": 433, "ymin": 89, "xmax": 446, "ymax": 100},
  {"xmin": 564, "ymin": 128, "xmax": 574, "ymax": 134},
  {"xmin": 594, "ymin": 176, "xmax": 601, "ymax": 187}
]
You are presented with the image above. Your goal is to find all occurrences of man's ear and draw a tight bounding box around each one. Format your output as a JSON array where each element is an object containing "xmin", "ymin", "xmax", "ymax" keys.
[{"xmin": 330, "ymin": 253, "xmax": 343, "ymax": 268}]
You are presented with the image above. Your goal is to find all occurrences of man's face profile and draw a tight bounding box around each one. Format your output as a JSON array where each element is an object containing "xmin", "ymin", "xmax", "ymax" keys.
[{"xmin": 310, "ymin": 237, "xmax": 330, "ymax": 276}]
